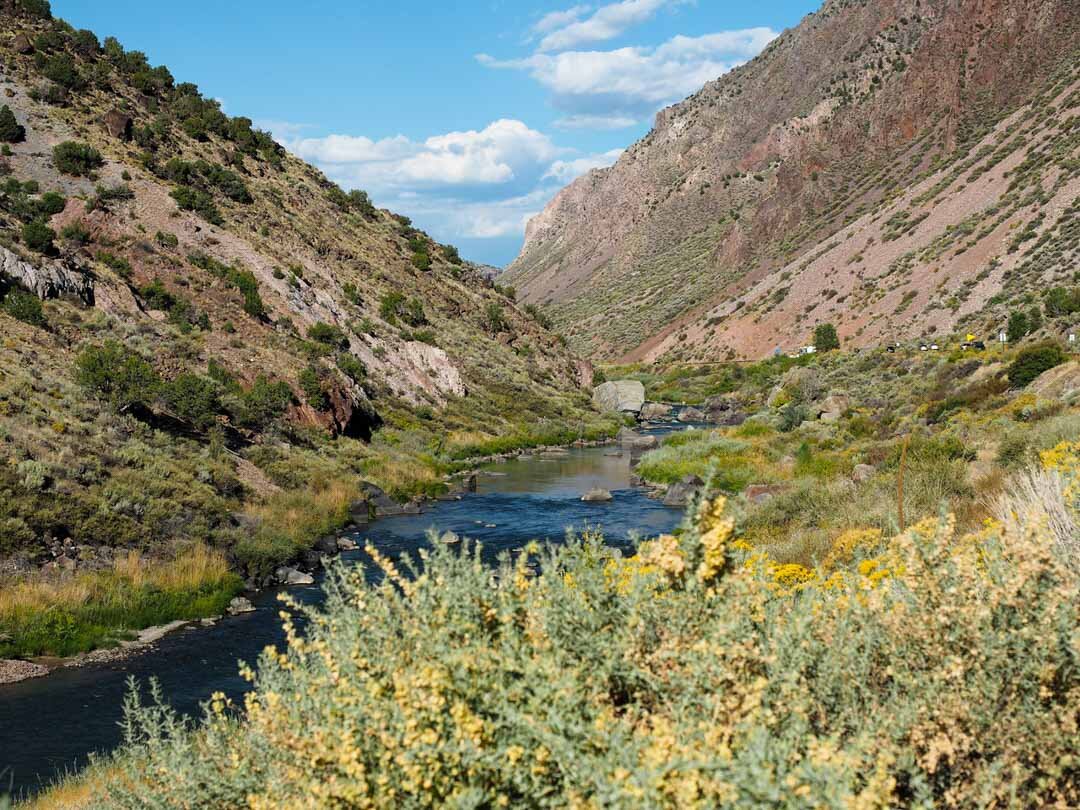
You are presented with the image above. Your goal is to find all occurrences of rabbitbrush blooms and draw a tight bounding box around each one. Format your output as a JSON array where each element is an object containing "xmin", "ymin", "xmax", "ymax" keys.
[{"xmin": 93, "ymin": 495, "xmax": 1080, "ymax": 809}]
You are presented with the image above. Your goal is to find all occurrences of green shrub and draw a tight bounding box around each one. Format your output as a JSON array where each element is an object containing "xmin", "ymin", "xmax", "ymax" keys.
[
  {"xmin": 1006, "ymin": 310, "xmax": 1030, "ymax": 343},
  {"xmin": 21, "ymin": 218, "xmax": 54, "ymax": 253},
  {"xmin": 337, "ymin": 353, "xmax": 366, "ymax": 382},
  {"xmin": 60, "ymin": 221, "xmax": 90, "ymax": 246},
  {"xmin": 379, "ymin": 291, "xmax": 405, "ymax": 323},
  {"xmin": 75, "ymin": 340, "xmax": 161, "ymax": 411},
  {"xmin": 1007, "ymin": 342, "xmax": 1066, "ymax": 388},
  {"xmin": 0, "ymin": 104, "xmax": 26, "ymax": 142},
  {"xmin": 1, "ymin": 288, "xmax": 45, "ymax": 327},
  {"xmin": 814, "ymin": 322, "xmax": 840, "ymax": 351},
  {"xmin": 307, "ymin": 321, "xmax": 348, "ymax": 349},
  {"xmin": 299, "ymin": 366, "xmax": 328, "ymax": 410},
  {"xmin": 36, "ymin": 190, "xmax": 66, "ymax": 216},
  {"xmin": 170, "ymin": 185, "xmax": 222, "ymax": 225},
  {"xmin": 42, "ymin": 53, "xmax": 83, "ymax": 89},
  {"xmin": 155, "ymin": 230, "xmax": 179, "ymax": 249},
  {"xmin": 160, "ymin": 373, "xmax": 221, "ymax": 430},
  {"xmin": 228, "ymin": 376, "xmax": 293, "ymax": 430},
  {"xmin": 139, "ymin": 278, "xmax": 176, "ymax": 311},
  {"xmin": 482, "ymin": 302, "xmax": 507, "ymax": 334},
  {"xmin": 411, "ymin": 251, "xmax": 431, "ymax": 271},
  {"xmin": 96, "ymin": 250, "xmax": 133, "ymax": 278},
  {"xmin": 1043, "ymin": 286, "xmax": 1080, "ymax": 318},
  {"xmin": 52, "ymin": 141, "xmax": 104, "ymax": 176}
]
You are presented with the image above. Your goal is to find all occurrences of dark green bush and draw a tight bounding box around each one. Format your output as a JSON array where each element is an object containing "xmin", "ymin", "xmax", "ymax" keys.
[
  {"xmin": 307, "ymin": 322, "xmax": 348, "ymax": 348},
  {"xmin": 1007, "ymin": 342, "xmax": 1066, "ymax": 388},
  {"xmin": 96, "ymin": 250, "xmax": 133, "ymax": 278},
  {"xmin": 21, "ymin": 219, "xmax": 54, "ymax": 252},
  {"xmin": 155, "ymin": 230, "xmax": 179, "ymax": 249},
  {"xmin": 37, "ymin": 190, "xmax": 66, "ymax": 216},
  {"xmin": 139, "ymin": 278, "xmax": 176, "ymax": 311},
  {"xmin": 337, "ymin": 354, "xmax": 366, "ymax": 382},
  {"xmin": 814, "ymin": 322, "xmax": 840, "ymax": 352},
  {"xmin": 170, "ymin": 185, "xmax": 222, "ymax": 225},
  {"xmin": 411, "ymin": 251, "xmax": 431, "ymax": 271},
  {"xmin": 52, "ymin": 141, "xmax": 104, "ymax": 176},
  {"xmin": 1, "ymin": 287, "xmax": 45, "ymax": 327},
  {"xmin": 229, "ymin": 376, "xmax": 293, "ymax": 430},
  {"xmin": 42, "ymin": 53, "xmax": 82, "ymax": 89},
  {"xmin": 76, "ymin": 341, "xmax": 161, "ymax": 411},
  {"xmin": 1006, "ymin": 310, "xmax": 1030, "ymax": 343},
  {"xmin": 0, "ymin": 104, "xmax": 25, "ymax": 142},
  {"xmin": 482, "ymin": 302, "xmax": 506, "ymax": 334},
  {"xmin": 160, "ymin": 373, "xmax": 221, "ymax": 430},
  {"xmin": 60, "ymin": 221, "xmax": 91, "ymax": 246},
  {"xmin": 299, "ymin": 366, "xmax": 328, "ymax": 410}
]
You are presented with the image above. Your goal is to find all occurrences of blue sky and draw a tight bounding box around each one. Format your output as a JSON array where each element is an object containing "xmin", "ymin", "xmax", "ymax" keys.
[{"xmin": 52, "ymin": 0, "xmax": 818, "ymax": 266}]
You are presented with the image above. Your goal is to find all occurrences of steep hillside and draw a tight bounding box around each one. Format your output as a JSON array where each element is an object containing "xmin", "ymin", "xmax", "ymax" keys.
[
  {"xmin": 0, "ymin": 2, "xmax": 608, "ymax": 655},
  {"xmin": 505, "ymin": 0, "xmax": 1080, "ymax": 361}
]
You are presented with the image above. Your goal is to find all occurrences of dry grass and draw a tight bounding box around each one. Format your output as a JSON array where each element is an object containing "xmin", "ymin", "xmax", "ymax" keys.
[
  {"xmin": 994, "ymin": 467, "xmax": 1079, "ymax": 571},
  {"xmin": 0, "ymin": 545, "xmax": 231, "ymax": 619}
]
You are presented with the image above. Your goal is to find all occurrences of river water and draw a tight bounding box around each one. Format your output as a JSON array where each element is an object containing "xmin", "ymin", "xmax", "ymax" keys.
[{"xmin": 0, "ymin": 431, "xmax": 687, "ymax": 799}]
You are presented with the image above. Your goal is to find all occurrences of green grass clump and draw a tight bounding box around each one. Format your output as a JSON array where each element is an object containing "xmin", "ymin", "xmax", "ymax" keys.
[
  {"xmin": 0, "ymin": 546, "xmax": 241, "ymax": 658},
  {"xmin": 635, "ymin": 432, "xmax": 757, "ymax": 489}
]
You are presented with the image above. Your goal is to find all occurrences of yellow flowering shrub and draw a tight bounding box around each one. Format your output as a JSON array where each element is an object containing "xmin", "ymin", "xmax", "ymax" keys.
[{"xmin": 95, "ymin": 497, "xmax": 1080, "ymax": 809}]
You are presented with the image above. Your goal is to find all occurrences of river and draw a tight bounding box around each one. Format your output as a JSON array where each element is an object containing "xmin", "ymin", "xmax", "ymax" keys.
[{"xmin": 0, "ymin": 429, "xmax": 687, "ymax": 799}]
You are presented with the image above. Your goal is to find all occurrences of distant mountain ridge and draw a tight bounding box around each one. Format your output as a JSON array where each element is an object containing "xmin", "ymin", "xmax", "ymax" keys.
[{"xmin": 505, "ymin": 0, "xmax": 1080, "ymax": 361}]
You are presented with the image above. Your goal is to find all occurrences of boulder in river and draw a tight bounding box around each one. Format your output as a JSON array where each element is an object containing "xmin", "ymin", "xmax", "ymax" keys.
[
  {"xmin": 582, "ymin": 488, "xmax": 614, "ymax": 502},
  {"xmin": 639, "ymin": 402, "xmax": 673, "ymax": 421},
  {"xmin": 592, "ymin": 380, "xmax": 646, "ymax": 415},
  {"xmin": 275, "ymin": 566, "xmax": 315, "ymax": 586},
  {"xmin": 678, "ymin": 406, "xmax": 706, "ymax": 422},
  {"xmin": 663, "ymin": 475, "xmax": 704, "ymax": 507},
  {"xmin": 227, "ymin": 596, "xmax": 256, "ymax": 615},
  {"xmin": 336, "ymin": 537, "xmax": 358, "ymax": 551},
  {"xmin": 617, "ymin": 427, "xmax": 659, "ymax": 451}
]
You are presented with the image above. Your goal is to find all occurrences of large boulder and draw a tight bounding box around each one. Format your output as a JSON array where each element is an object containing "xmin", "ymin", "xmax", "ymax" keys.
[
  {"xmin": 617, "ymin": 427, "xmax": 659, "ymax": 451},
  {"xmin": 639, "ymin": 402, "xmax": 673, "ymax": 421},
  {"xmin": 593, "ymin": 380, "xmax": 645, "ymax": 414},
  {"xmin": 678, "ymin": 406, "xmax": 706, "ymax": 423},
  {"xmin": 703, "ymin": 395, "xmax": 745, "ymax": 426},
  {"xmin": 817, "ymin": 394, "xmax": 850, "ymax": 422},
  {"xmin": 581, "ymin": 488, "xmax": 613, "ymax": 502},
  {"xmin": 275, "ymin": 566, "xmax": 315, "ymax": 586},
  {"xmin": 1028, "ymin": 361, "xmax": 1080, "ymax": 402},
  {"xmin": 663, "ymin": 475, "xmax": 704, "ymax": 507},
  {"xmin": 103, "ymin": 108, "xmax": 132, "ymax": 140}
]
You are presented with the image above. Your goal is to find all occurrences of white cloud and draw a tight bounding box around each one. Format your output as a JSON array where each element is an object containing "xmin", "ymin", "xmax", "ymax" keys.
[
  {"xmin": 289, "ymin": 133, "xmax": 414, "ymax": 164},
  {"xmin": 554, "ymin": 113, "xmax": 638, "ymax": 129},
  {"xmin": 273, "ymin": 120, "xmax": 613, "ymax": 254},
  {"xmin": 479, "ymin": 27, "xmax": 776, "ymax": 124},
  {"xmin": 537, "ymin": 0, "xmax": 675, "ymax": 52},
  {"xmin": 543, "ymin": 148, "xmax": 623, "ymax": 183},
  {"xmin": 281, "ymin": 119, "xmax": 564, "ymax": 193},
  {"xmin": 533, "ymin": 5, "xmax": 591, "ymax": 35}
]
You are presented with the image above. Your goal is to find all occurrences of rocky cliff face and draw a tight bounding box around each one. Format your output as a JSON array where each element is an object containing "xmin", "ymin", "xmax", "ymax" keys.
[{"xmin": 506, "ymin": 0, "xmax": 1080, "ymax": 361}]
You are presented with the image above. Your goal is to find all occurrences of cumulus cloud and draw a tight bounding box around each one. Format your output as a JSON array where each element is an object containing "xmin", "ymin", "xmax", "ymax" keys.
[
  {"xmin": 480, "ymin": 27, "xmax": 777, "ymax": 124},
  {"xmin": 537, "ymin": 0, "xmax": 675, "ymax": 52},
  {"xmin": 543, "ymin": 148, "xmax": 624, "ymax": 183},
  {"xmin": 281, "ymin": 119, "xmax": 564, "ymax": 195},
  {"xmin": 270, "ymin": 119, "xmax": 617, "ymax": 258}
]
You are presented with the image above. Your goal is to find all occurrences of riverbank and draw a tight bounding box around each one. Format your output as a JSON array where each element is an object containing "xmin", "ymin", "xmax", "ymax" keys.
[
  {"xmin": 0, "ymin": 420, "xmax": 631, "ymax": 682},
  {"xmin": 1, "ymin": 436, "xmax": 684, "ymax": 801}
]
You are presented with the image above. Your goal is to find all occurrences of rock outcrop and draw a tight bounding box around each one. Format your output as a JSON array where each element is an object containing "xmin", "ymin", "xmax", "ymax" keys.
[
  {"xmin": 0, "ymin": 246, "xmax": 93, "ymax": 304},
  {"xmin": 593, "ymin": 380, "xmax": 645, "ymax": 414}
]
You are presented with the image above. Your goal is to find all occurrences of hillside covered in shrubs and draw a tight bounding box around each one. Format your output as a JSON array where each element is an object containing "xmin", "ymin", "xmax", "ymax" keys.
[{"xmin": 0, "ymin": 1, "xmax": 608, "ymax": 660}]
